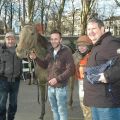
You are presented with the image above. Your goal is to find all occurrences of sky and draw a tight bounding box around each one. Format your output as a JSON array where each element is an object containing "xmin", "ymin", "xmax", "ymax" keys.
[
  {"xmin": 97, "ymin": 0, "xmax": 120, "ymax": 17},
  {"xmin": 66, "ymin": 0, "xmax": 120, "ymax": 18}
]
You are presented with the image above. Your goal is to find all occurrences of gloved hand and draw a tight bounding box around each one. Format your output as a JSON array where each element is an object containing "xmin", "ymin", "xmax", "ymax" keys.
[{"xmin": 98, "ymin": 73, "xmax": 107, "ymax": 83}]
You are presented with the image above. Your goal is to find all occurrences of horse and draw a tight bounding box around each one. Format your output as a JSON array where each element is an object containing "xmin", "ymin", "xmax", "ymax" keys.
[
  {"xmin": 16, "ymin": 24, "xmax": 50, "ymax": 120},
  {"xmin": 16, "ymin": 24, "xmax": 76, "ymax": 118}
]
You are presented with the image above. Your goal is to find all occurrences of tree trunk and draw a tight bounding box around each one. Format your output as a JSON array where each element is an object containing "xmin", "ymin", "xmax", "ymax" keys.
[
  {"xmin": 23, "ymin": 0, "xmax": 25, "ymax": 23},
  {"xmin": 56, "ymin": 0, "xmax": 66, "ymax": 31},
  {"xmin": 114, "ymin": 0, "xmax": 120, "ymax": 6},
  {"xmin": 80, "ymin": 0, "xmax": 95, "ymax": 35}
]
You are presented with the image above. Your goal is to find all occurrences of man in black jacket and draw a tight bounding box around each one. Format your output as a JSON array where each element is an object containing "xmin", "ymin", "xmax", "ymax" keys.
[
  {"xmin": 84, "ymin": 18, "xmax": 120, "ymax": 120},
  {"xmin": 0, "ymin": 32, "xmax": 22, "ymax": 120}
]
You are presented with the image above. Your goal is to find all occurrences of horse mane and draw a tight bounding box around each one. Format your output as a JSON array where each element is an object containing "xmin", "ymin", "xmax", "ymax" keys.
[
  {"xmin": 37, "ymin": 34, "xmax": 48, "ymax": 49},
  {"xmin": 37, "ymin": 33, "xmax": 52, "ymax": 51}
]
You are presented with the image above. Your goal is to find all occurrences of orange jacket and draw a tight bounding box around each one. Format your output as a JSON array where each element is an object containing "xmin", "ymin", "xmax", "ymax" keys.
[{"xmin": 77, "ymin": 53, "xmax": 91, "ymax": 80}]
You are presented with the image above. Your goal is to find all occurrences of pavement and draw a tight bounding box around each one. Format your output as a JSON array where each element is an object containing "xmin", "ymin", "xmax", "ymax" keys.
[{"xmin": 15, "ymin": 80, "xmax": 84, "ymax": 120}]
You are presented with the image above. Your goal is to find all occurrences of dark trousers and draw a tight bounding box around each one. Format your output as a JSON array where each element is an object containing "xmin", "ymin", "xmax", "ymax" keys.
[{"xmin": 0, "ymin": 79, "xmax": 20, "ymax": 120}]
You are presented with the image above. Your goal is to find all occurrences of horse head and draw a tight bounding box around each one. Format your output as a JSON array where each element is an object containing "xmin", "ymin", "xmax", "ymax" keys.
[{"xmin": 16, "ymin": 24, "xmax": 49, "ymax": 58}]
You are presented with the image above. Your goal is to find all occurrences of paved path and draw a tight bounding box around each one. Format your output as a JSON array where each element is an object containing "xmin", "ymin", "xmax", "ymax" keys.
[{"xmin": 15, "ymin": 80, "xmax": 84, "ymax": 120}]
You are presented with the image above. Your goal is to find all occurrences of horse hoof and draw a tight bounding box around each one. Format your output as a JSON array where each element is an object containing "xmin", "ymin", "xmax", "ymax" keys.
[
  {"xmin": 39, "ymin": 118, "xmax": 43, "ymax": 120},
  {"xmin": 39, "ymin": 116, "xmax": 44, "ymax": 120},
  {"xmin": 28, "ymin": 82, "xmax": 32, "ymax": 85}
]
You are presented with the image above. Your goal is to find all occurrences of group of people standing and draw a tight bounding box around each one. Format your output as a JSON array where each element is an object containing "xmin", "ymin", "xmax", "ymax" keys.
[
  {"xmin": 74, "ymin": 18, "xmax": 120, "ymax": 120},
  {"xmin": 0, "ymin": 17, "xmax": 120, "ymax": 120},
  {"xmin": 29, "ymin": 17, "xmax": 120, "ymax": 120}
]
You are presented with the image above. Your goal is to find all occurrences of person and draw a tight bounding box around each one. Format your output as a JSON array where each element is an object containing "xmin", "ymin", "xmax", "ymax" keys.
[
  {"xmin": 0, "ymin": 32, "xmax": 22, "ymax": 120},
  {"xmin": 73, "ymin": 35, "xmax": 92, "ymax": 120},
  {"xmin": 29, "ymin": 29, "xmax": 75, "ymax": 120},
  {"xmin": 83, "ymin": 18, "xmax": 120, "ymax": 120}
]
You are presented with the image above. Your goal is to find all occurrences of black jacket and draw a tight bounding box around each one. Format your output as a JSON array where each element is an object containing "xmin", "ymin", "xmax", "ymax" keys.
[
  {"xmin": 84, "ymin": 32, "xmax": 120, "ymax": 107},
  {"xmin": 0, "ymin": 43, "xmax": 22, "ymax": 81}
]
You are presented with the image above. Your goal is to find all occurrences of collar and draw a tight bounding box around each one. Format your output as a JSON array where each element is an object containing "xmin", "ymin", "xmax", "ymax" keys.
[
  {"xmin": 94, "ymin": 32, "xmax": 112, "ymax": 46},
  {"xmin": 50, "ymin": 44, "xmax": 65, "ymax": 53}
]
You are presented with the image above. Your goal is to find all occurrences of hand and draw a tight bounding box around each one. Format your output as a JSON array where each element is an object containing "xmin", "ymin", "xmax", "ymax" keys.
[
  {"xmin": 49, "ymin": 78, "xmax": 58, "ymax": 86},
  {"xmin": 98, "ymin": 73, "xmax": 107, "ymax": 83},
  {"xmin": 29, "ymin": 51, "xmax": 37, "ymax": 60}
]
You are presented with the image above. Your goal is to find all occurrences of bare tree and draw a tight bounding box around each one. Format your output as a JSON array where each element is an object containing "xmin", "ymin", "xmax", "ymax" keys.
[
  {"xmin": 48, "ymin": 0, "xmax": 66, "ymax": 31},
  {"xmin": 44, "ymin": 0, "xmax": 51, "ymax": 34},
  {"xmin": 114, "ymin": 0, "xmax": 120, "ymax": 6},
  {"xmin": 40, "ymin": 0, "xmax": 45, "ymax": 31},
  {"xmin": 71, "ymin": 0, "xmax": 75, "ymax": 35},
  {"xmin": 49, "ymin": 0, "xmax": 66, "ymax": 31},
  {"xmin": 27, "ymin": 0, "xmax": 35, "ymax": 22},
  {"xmin": 23, "ymin": 0, "xmax": 26, "ymax": 22},
  {"xmin": 3, "ymin": 1, "xmax": 15, "ymax": 32},
  {"xmin": 56, "ymin": 0, "xmax": 66, "ymax": 31},
  {"xmin": 80, "ymin": 0, "xmax": 96, "ymax": 35},
  {"xmin": 21, "ymin": 0, "xmax": 34, "ymax": 23},
  {"xmin": 0, "ymin": 0, "xmax": 6, "ymax": 15},
  {"xmin": 21, "ymin": 0, "xmax": 51, "ymax": 33},
  {"xmin": 10, "ymin": 1, "xmax": 13, "ymax": 29}
]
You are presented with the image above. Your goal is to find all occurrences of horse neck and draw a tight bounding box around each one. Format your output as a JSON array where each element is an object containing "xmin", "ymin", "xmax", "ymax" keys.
[
  {"xmin": 33, "ymin": 34, "xmax": 48, "ymax": 58},
  {"xmin": 37, "ymin": 34, "xmax": 48, "ymax": 49}
]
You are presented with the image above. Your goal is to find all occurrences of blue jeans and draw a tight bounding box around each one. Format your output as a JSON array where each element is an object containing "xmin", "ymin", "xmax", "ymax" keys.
[
  {"xmin": 0, "ymin": 79, "xmax": 20, "ymax": 120},
  {"xmin": 91, "ymin": 107, "xmax": 120, "ymax": 120},
  {"xmin": 48, "ymin": 86, "xmax": 68, "ymax": 120}
]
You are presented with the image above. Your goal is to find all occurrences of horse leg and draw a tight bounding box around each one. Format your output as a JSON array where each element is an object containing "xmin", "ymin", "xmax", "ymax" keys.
[
  {"xmin": 68, "ymin": 75, "xmax": 75, "ymax": 108},
  {"xmin": 39, "ymin": 84, "xmax": 46, "ymax": 120},
  {"xmin": 28, "ymin": 68, "xmax": 35, "ymax": 85},
  {"xmin": 28, "ymin": 75, "xmax": 33, "ymax": 85},
  {"xmin": 28, "ymin": 60, "xmax": 34, "ymax": 85},
  {"xmin": 28, "ymin": 79, "xmax": 31, "ymax": 85}
]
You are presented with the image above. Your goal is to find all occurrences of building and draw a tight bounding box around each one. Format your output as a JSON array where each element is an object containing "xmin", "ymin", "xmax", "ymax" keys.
[{"xmin": 104, "ymin": 16, "xmax": 120, "ymax": 36}]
